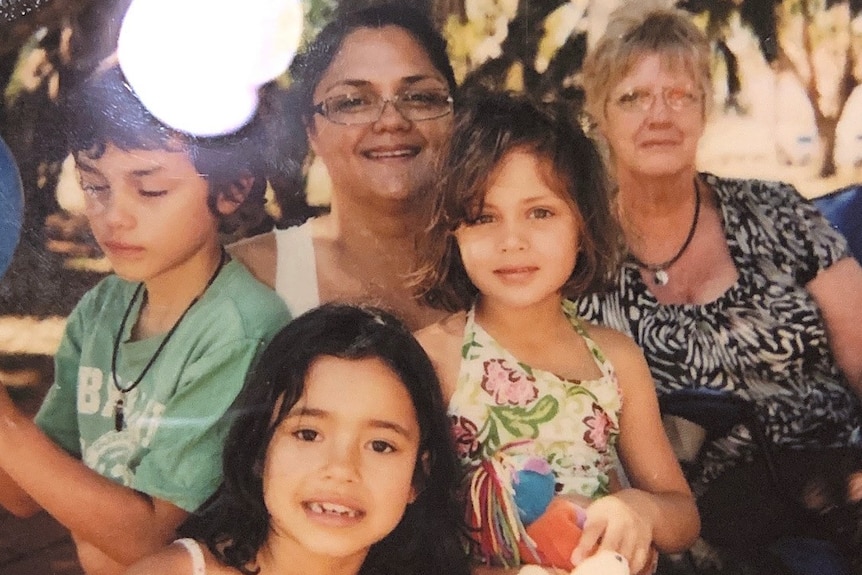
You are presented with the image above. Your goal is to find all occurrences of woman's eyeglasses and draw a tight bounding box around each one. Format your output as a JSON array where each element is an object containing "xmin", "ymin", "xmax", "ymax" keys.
[
  {"xmin": 313, "ymin": 88, "xmax": 453, "ymax": 125},
  {"xmin": 611, "ymin": 86, "xmax": 702, "ymax": 113}
]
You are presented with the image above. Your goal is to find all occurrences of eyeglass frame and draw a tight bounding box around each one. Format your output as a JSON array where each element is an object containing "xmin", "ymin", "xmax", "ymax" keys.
[
  {"xmin": 608, "ymin": 86, "xmax": 703, "ymax": 113},
  {"xmin": 312, "ymin": 89, "xmax": 454, "ymax": 126}
]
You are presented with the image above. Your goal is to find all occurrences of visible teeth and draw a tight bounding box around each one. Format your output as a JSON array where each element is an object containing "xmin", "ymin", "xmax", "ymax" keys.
[
  {"xmin": 366, "ymin": 149, "xmax": 415, "ymax": 159},
  {"xmin": 309, "ymin": 502, "xmax": 358, "ymax": 517}
]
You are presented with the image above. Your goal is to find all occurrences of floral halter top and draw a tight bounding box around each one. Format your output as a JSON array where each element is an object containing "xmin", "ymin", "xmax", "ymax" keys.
[{"xmin": 448, "ymin": 300, "xmax": 623, "ymax": 499}]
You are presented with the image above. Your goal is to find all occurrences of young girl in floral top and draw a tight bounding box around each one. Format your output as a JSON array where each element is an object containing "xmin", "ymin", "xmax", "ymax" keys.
[{"xmin": 413, "ymin": 92, "xmax": 699, "ymax": 575}]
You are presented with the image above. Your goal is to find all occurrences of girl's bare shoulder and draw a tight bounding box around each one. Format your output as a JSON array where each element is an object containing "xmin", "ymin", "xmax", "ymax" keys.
[
  {"xmin": 124, "ymin": 540, "xmax": 238, "ymax": 575},
  {"xmin": 414, "ymin": 312, "xmax": 467, "ymax": 402},
  {"xmin": 578, "ymin": 320, "xmax": 647, "ymax": 371},
  {"xmin": 414, "ymin": 311, "xmax": 466, "ymax": 349}
]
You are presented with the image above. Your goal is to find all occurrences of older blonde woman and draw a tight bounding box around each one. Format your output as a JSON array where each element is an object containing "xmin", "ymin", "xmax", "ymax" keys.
[{"xmin": 575, "ymin": 2, "xmax": 862, "ymax": 573}]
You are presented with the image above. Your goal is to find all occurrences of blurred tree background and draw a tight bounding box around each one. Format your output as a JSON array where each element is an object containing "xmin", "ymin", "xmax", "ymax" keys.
[
  {"xmin": 0, "ymin": 4, "xmax": 857, "ymax": 573},
  {"xmin": 0, "ymin": 0, "xmax": 860, "ymax": 366}
]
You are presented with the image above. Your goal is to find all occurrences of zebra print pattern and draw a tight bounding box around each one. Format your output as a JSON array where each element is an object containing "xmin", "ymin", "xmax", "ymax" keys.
[{"xmin": 576, "ymin": 173, "xmax": 862, "ymax": 484}]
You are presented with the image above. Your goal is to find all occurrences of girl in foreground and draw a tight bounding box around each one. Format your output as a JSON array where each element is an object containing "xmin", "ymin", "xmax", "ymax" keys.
[
  {"xmin": 125, "ymin": 304, "xmax": 470, "ymax": 575},
  {"xmin": 413, "ymin": 93, "xmax": 699, "ymax": 575}
]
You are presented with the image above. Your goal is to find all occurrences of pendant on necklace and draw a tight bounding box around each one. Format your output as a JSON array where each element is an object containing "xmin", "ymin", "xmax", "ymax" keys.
[
  {"xmin": 114, "ymin": 398, "xmax": 125, "ymax": 432},
  {"xmin": 654, "ymin": 269, "xmax": 669, "ymax": 286}
]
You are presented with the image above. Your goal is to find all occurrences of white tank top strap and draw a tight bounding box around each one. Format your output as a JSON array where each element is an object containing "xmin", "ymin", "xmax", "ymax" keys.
[
  {"xmin": 274, "ymin": 219, "xmax": 320, "ymax": 315},
  {"xmin": 175, "ymin": 538, "xmax": 206, "ymax": 575}
]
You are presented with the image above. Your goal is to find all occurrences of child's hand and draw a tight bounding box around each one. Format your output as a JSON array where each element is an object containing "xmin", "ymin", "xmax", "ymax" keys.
[{"xmin": 570, "ymin": 494, "xmax": 653, "ymax": 574}]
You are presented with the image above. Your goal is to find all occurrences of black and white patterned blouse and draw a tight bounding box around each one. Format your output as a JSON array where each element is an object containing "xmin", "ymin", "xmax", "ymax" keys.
[{"xmin": 575, "ymin": 173, "xmax": 862, "ymax": 484}]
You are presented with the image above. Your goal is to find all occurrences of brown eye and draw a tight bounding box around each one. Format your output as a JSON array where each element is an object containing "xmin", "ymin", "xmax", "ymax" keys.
[
  {"xmin": 466, "ymin": 213, "xmax": 494, "ymax": 225},
  {"xmin": 327, "ymin": 92, "xmax": 376, "ymax": 114},
  {"xmin": 616, "ymin": 89, "xmax": 652, "ymax": 110},
  {"xmin": 370, "ymin": 440, "xmax": 396, "ymax": 453},
  {"xmin": 400, "ymin": 89, "xmax": 450, "ymax": 107},
  {"xmin": 293, "ymin": 429, "xmax": 319, "ymax": 441}
]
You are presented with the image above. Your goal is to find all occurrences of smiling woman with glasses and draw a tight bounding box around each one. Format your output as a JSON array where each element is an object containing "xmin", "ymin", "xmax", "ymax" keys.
[
  {"xmin": 576, "ymin": 3, "xmax": 862, "ymax": 574},
  {"xmin": 229, "ymin": 3, "xmax": 456, "ymax": 331}
]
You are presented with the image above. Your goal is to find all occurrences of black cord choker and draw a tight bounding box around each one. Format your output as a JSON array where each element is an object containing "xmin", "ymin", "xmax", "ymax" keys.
[
  {"xmin": 628, "ymin": 178, "xmax": 701, "ymax": 286},
  {"xmin": 110, "ymin": 249, "xmax": 227, "ymax": 431}
]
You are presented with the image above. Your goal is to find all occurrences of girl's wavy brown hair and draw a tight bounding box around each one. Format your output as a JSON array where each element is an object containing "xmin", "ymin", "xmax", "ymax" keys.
[{"xmin": 412, "ymin": 90, "xmax": 622, "ymax": 312}]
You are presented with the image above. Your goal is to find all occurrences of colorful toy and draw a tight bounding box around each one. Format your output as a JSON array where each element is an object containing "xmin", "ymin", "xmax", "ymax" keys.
[{"xmin": 466, "ymin": 447, "xmax": 588, "ymax": 570}]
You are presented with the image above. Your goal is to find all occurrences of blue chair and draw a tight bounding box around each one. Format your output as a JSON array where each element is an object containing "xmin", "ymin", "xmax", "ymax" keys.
[
  {"xmin": 0, "ymin": 136, "xmax": 23, "ymax": 279},
  {"xmin": 813, "ymin": 184, "xmax": 862, "ymax": 263}
]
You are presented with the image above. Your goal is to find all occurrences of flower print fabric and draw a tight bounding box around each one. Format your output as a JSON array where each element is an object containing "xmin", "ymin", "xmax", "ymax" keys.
[{"xmin": 449, "ymin": 301, "xmax": 623, "ymax": 499}]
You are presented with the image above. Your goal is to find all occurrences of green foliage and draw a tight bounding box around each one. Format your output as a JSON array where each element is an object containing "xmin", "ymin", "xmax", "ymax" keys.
[
  {"xmin": 445, "ymin": 0, "xmax": 588, "ymax": 105},
  {"xmin": 302, "ymin": 0, "xmax": 338, "ymax": 42}
]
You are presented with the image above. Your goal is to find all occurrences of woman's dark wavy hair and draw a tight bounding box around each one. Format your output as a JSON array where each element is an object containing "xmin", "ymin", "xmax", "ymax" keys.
[
  {"xmin": 179, "ymin": 303, "xmax": 470, "ymax": 575},
  {"xmin": 268, "ymin": 3, "xmax": 457, "ymax": 226},
  {"xmin": 62, "ymin": 62, "xmax": 270, "ymax": 236},
  {"xmin": 413, "ymin": 90, "xmax": 622, "ymax": 312}
]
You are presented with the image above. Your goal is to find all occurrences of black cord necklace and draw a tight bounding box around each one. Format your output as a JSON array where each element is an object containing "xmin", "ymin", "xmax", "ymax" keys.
[
  {"xmin": 110, "ymin": 249, "xmax": 227, "ymax": 431},
  {"xmin": 628, "ymin": 178, "xmax": 701, "ymax": 286}
]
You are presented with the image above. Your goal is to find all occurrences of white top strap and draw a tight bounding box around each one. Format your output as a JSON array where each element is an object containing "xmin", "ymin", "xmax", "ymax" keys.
[
  {"xmin": 274, "ymin": 219, "xmax": 319, "ymax": 315},
  {"xmin": 175, "ymin": 538, "xmax": 206, "ymax": 575}
]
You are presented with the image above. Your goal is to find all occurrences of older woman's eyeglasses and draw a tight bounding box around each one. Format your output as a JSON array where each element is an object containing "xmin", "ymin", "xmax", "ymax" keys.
[
  {"xmin": 611, "ymin": 86, "xmax": 701, "ymax": 113},
  {"xmin": 313, "ymin": 88, "xmax": 454, "ymax": 125}
]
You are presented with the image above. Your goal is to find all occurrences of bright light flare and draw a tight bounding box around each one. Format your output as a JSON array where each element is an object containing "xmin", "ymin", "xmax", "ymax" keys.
[{"xmin": 118, "ymin": 0, "xmax": 303, "ymax": 136}]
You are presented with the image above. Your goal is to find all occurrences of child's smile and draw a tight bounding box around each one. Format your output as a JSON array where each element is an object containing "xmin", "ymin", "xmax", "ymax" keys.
[
  {"xmin": 262, "ymin": 355, "xmax": 421, "ymax": 562},
  {"xmin": 304, "ymin": 499, "xmax": 364, "ymax": 524}
]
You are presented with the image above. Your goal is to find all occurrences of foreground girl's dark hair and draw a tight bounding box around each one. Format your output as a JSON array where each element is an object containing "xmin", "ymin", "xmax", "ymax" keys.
[
  {"xmin": 179, "ymin": 303, "xmax": 469, "ymax": 575},
  {"xmin": 414, "ymin": 90, "xmax": 622, "ymax": 312}
]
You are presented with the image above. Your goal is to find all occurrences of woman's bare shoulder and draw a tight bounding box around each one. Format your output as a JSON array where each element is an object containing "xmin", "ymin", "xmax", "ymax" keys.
[
  {"xmin": 227, "ymin": 231, "xmax": 277, "ymax": 288},
  {"xmin": 414, "ymin": 312, "xmax": 467, "ymax": 402}
]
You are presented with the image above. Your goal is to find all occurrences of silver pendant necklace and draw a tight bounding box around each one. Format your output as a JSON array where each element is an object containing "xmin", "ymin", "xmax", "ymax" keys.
[{"xmin": 628, "ymin": 179, "xmax": 701, "ymax": 286}]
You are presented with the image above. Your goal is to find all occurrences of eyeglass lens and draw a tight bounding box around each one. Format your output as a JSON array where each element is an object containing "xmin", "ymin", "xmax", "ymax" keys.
[
  {"xmin": 614, "ymin": 86, "xmax": 700, "ymax": 112},
  {"xmin": 317, "ymin": 88, "xmax": 452, "ymax": 125}
]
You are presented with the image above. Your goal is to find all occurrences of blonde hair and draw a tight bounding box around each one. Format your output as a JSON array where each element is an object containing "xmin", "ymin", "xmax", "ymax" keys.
[{"xmin": 582, "ymin": 1, "xmax": 713, "ymax": 130}]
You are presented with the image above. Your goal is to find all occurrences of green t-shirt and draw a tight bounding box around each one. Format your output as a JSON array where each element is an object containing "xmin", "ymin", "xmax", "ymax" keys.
[{"xmin": 35, "ymin": 260, "xmax": 291, "ymax": 512}]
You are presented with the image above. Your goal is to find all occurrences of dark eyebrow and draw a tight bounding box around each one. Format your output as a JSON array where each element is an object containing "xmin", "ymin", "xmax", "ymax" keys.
[
  {"xmin": 74, "ymin": 159, "xmax": 164, "ymax": 178},
  {"xmin": 367, "ymin": 419, "xmax": 414, "ymax": 438},
  {"xmin": 402, "ymin": 74, "xmax": 446, "ymax": 86},
  {"xmin": 320, "ymin": 80, "xmax": 376, "ymax": 96},
  {"xmin": 324, "ymin": 75, "xmax": 447, "ymax": 93},
  {"xmin": 130, "ymin": 166, "xmax": 164, "ymax": 178},
  {"xmin": 287, "ymin": 407, "xmax": 416, "ymax": 439},
  {"xmin": 74, "ymin": 159, "xmax": 101, "ymax": 174},
  {"xmin": 330, "ymin": 79, "xmax": 372, "ymax": 89}
]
